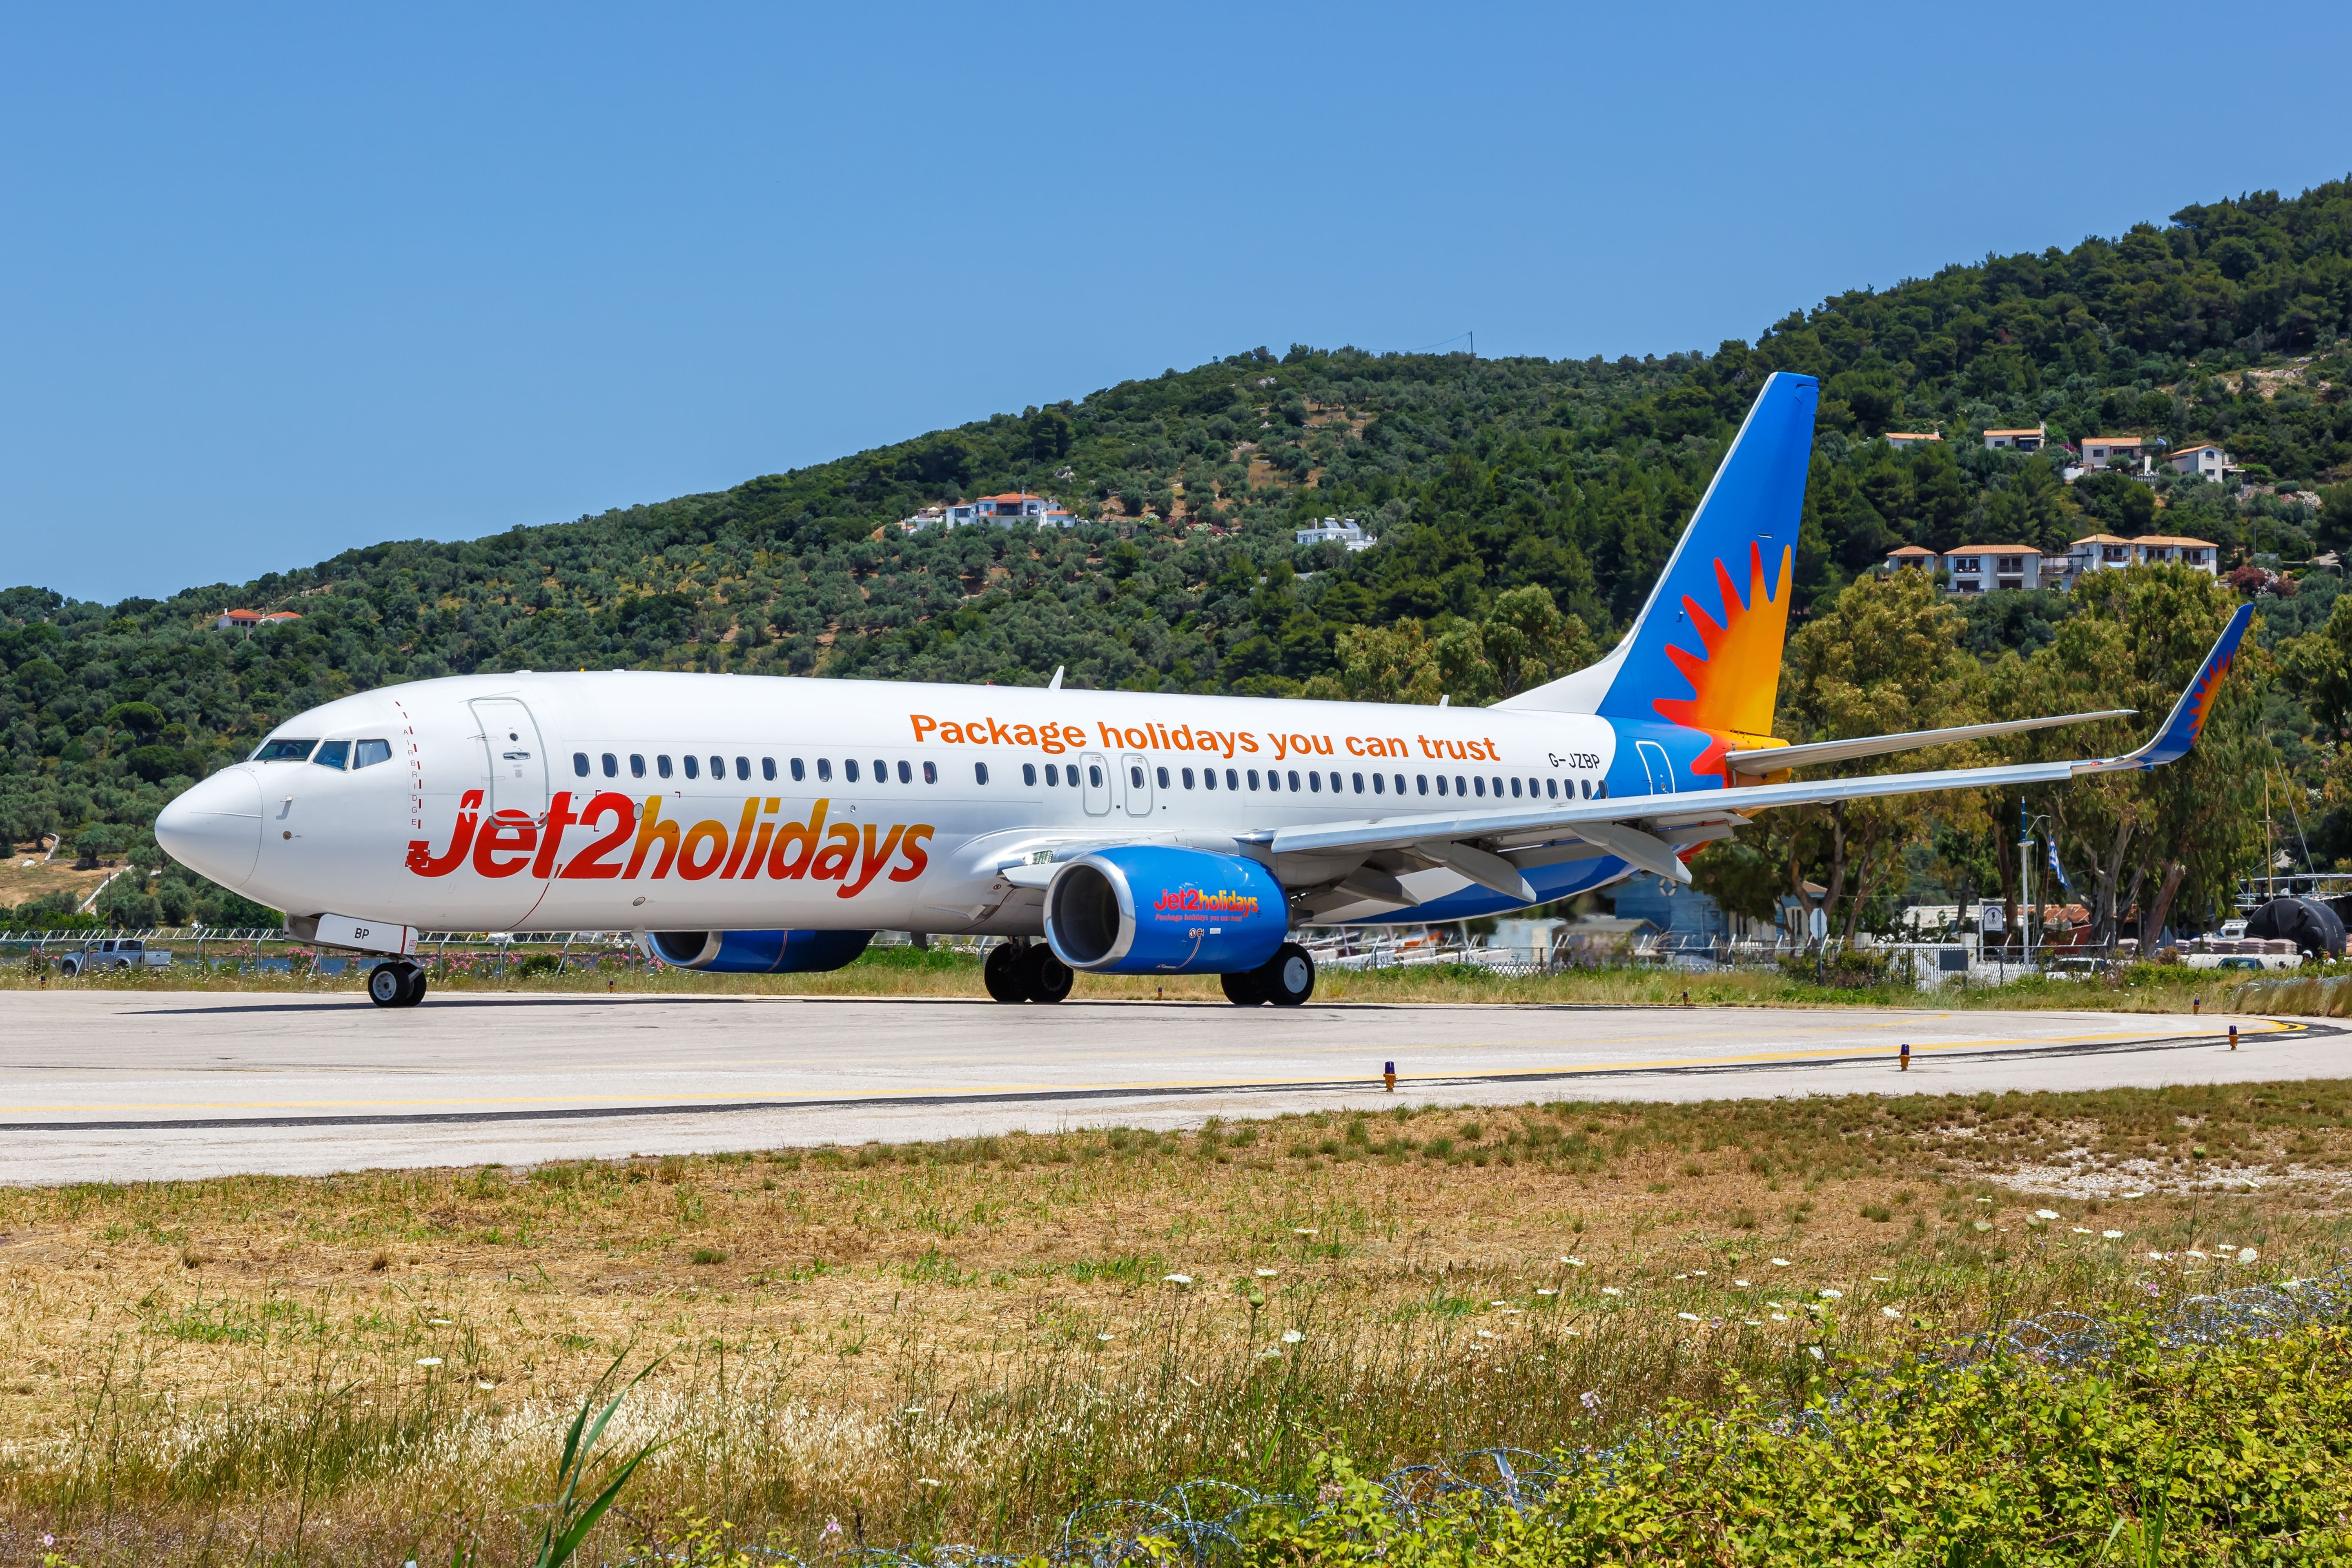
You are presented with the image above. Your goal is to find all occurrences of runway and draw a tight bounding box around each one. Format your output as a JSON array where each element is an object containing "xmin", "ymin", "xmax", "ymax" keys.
[{"xmin": 0, "ymin": 991, "xmax": 2338, "ymax": 1183}]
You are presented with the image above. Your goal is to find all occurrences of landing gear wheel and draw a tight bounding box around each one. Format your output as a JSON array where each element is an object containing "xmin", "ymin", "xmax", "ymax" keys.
[
  {"xmin": 1022, "ymin": 943, "xmax": 1074, "ymax": 1004},
  {"xmin": 1220, "ymin": 967, "xmax": 1268, "ymax": 1006},
  {"xmin": 399, "ymin": 967, "xmax": 428, "ymax": 1007},
  {"xmin": 983, "ymin": 942, "xmax": 1027, "ymax": 1004},
  {"xmin": 1261, "ymin": 942, "xmax": 1316, "ymax": 1007},
  {"xmin": 367, "ymin": 962, "xmax": 408, "ymax": 1008}
]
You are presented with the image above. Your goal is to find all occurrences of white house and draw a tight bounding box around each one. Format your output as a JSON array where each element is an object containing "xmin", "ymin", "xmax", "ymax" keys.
[
  {"xmin": 1295, "ymin": 517, "xmax": 1374, "ymax": 550},
  {"xmin": 2066, "ymin": 534, "xmax": 2138, "ymax": 579},
  {"xmin": 1942, "ymin": 544, "xmax": 2049, "ymax": 594},
  {"xmin": 2132, "ymin": 534, "xmax": 2219, "ymax": 573},
  {"xmin": 1881, "ymin": 544, "xmax": 1941, "ymax": 574},
  {"xmin": 2078, "ymin": 435, "xmax": 2155, "ymax": 472},
  {"xmin": 1983, "ymin": 425, "xmax": 2047, "ymax": 452},
  {"xmin": 904, "ymin": 493, "xmax": 1080, "ymax": 532},
  {"xmin": 2165, "ymin": 443, "xmax": 2237, "ymax": 481},
  {"xmin": 1884, "ymin": 431, "xmax": 1942, "ymax": 451}
]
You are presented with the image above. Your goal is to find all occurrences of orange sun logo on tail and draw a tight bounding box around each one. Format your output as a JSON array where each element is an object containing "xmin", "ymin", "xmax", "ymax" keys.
[{"xmin": 1650, "ymin": 542, "xmax": 1795, "ymax": 776}]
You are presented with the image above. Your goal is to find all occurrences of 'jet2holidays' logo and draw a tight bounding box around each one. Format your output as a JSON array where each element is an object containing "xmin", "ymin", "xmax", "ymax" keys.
[
  {"xmin": 405, "ymin": 792, "xmax": 930, "ymax": 899},
  {"xmin": 1150, "ymin": 884, "xmax": 1260, "ymax": 920}
]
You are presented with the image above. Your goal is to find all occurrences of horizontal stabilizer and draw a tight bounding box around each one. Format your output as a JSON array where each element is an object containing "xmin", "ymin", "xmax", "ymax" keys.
[{"xmin": 1724, "ymin": 709, "xmax": 2137, "ymax": 776}]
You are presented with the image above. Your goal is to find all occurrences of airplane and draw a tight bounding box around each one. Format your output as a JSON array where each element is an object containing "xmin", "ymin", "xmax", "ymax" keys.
[{"xmin": 154, "ymin": 372, "xmax": 2252, "ymax": 1011}]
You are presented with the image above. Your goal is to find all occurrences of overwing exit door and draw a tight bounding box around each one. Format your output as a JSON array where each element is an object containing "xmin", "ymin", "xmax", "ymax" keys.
[
  {"xmin": 471, "ymin": 699, "xmax": 548, "ymax": 819},
  {"xmin": 1121, "ymin": 752, "xmax": 1154, "ymax": 816},
  {"xmin": 1080, "ymin": 751, "xmax": 1111, "ymax": 815}
]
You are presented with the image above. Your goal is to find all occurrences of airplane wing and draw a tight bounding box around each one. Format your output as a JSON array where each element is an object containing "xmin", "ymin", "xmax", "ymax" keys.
[
  {"xmin": 1256, "ymin": 603, "xmax": 2252, "ymax": 904},
  {"xmin": 1722, "ymin": 708, "xmax": 2135, "ymax": 777}
]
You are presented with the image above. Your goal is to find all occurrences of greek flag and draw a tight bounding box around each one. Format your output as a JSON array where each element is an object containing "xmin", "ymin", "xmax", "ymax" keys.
[{"xmin": 2046, "ymin": 835, "xmax": 2074, "ymax": 893}]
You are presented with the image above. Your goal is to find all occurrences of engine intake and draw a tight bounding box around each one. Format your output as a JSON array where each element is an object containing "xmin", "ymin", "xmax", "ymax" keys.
[
  {"xmin": 643, "ymin": 929, "xmax": 873, "ymax": 973},
  {"xmin": 1044, "ymin": 846, "xmax": 1287, "ymax": 974}
]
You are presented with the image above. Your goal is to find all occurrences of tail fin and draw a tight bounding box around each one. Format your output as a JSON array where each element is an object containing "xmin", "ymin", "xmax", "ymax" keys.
[{"xmin": 1496, "ymin": 370, "xmax": 1818, "ymax": 735}]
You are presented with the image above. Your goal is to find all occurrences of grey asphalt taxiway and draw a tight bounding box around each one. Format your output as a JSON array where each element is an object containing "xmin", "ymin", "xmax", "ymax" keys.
[{"xmin": 0, "ymin": 991, "xmax": 2339, "ymax": 1183}]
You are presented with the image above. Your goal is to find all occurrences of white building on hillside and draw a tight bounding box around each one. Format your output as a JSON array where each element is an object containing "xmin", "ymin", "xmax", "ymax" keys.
[
  {"xmin": 2165, "ymin": 443, "xmax": 2238, "ymax": 481},
  {"xmin": 1983, "ymin": 425, "xmax": 2047, "ymax": 452},
  {"xmin": 1295, "ymin": 517, "xmax": 1374, "ymax": 550}
]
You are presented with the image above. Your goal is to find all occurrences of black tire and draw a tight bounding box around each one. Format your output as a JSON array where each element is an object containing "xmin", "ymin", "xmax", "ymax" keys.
[
  {"xmin": 1023, "ymin": 943, "xmax": 1074, "ymax": 1004},
  {"xmin": 1220, "ymin": 967, "xmax": 1268, "ymax": 1006},
  {"xmin": 1261, "ymin": 942, "xmax": 1316, "ymax": 1007},
  {"xmin": 367, "ymin": 962, "xmax": 406, "ymax": 1007},
  {"xmin": 983, "ymin": 942, "xmax": 1027, "ymax": 1004},
  {"xmin": 397, "ymin": 967, "xmax": 429, "ymax": 1007}
]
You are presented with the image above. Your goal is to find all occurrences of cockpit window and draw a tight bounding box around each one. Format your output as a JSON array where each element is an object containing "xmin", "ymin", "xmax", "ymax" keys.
[
  {"xmin": 354, "ymin": 739, "xmax": 393, "ymax": 769},
  {"xmin": 312, "ymin": 740, "xmax": 351, "ymax": 770},
  {"xmin": 252, "ymin": 738, "xmax": 317, "ymax": 762}
]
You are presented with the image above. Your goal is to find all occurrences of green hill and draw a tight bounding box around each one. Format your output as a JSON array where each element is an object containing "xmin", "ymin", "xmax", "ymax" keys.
[{"xmin": 4, "ymin": 178, "xmax": 2351, "ymax": 929}]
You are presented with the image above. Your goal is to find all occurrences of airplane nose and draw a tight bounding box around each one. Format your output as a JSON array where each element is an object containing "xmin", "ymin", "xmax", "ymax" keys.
[{"xmin": 155, "ymin": 768, "xmax": 264, "ymax": 888}]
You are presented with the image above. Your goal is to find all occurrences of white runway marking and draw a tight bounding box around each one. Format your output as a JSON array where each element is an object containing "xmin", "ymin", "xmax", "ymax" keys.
[{"xmin": 0, "ymin": 991, "xmax": 2334, "ymax": 1183}]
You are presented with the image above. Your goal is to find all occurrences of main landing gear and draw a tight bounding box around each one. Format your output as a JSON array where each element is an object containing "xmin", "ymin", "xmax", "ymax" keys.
[
  {"xmin": 984, "ymin": 940, "xmax": 1074, "ymax": 1004},
  {"xmin": 366, "ymin": 961, "xmax": 428, "ymax": 1009},
  {"xmin": 1221, "ymin": 942, "xmax": 1315, "ymax": 1008}
]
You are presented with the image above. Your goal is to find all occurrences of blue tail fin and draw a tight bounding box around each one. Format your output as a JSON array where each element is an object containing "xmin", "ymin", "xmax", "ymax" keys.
[{"xmin": 1497, "ymin": 370, "xmax": 1818, "ymax": 738}]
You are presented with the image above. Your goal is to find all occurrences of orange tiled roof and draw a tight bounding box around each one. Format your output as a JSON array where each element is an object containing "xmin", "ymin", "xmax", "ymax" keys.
[
  {"xmin": 2071, "ymin": 534, "xmax": 2135, "ymax": 546},
  {"xmin": 1948, "ymin": 544, "xmax": 2039, "ymax": 555},
  {"xmin": 2131, "ymin": 534, "xmax": 2218, "ymax": 549}
]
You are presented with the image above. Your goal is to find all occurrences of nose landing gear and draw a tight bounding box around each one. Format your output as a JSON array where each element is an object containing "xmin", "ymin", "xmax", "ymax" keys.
[{"xmin": 366, "ymin": 961, "xmax": 428, "ymax": 1009}]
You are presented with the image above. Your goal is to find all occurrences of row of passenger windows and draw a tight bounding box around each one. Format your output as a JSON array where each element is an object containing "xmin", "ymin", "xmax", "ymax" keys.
[
  {"xmin": 1022, "ymin": 762, "xmax": 1606, "ymax": 800},
  {"xmin": 572, "ymin": 750, "xmax": 1607, "ymax": 802}
]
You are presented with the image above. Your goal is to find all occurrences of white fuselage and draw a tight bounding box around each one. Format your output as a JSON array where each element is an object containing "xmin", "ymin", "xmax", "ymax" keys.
[{"xmin": 157, "ymin": 671, "xmax": 1644, "ymax": 936}]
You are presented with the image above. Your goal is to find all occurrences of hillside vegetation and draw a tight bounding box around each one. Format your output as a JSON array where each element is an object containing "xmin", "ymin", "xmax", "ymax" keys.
[{"xmin": 4, "ymin": 180, "xmax": 2352, "ymax": 931}]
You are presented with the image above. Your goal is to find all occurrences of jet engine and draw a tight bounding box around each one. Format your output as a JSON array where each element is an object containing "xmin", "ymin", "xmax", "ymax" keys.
[
  {"xmin": 642, "ymin": 929, "xmax": 874, "ymax": 973},
  {"xmin": 1044, "ymin": 846, "xmax": 1287, "ymax": 974}
]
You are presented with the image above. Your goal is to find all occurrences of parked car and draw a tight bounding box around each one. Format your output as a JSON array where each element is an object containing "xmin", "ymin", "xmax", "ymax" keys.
[{"xmin": 56, "ymin": 938, "xmax": 174, "ymax": 976}]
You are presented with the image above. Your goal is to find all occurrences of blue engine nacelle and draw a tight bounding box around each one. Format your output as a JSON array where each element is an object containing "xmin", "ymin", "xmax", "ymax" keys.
[
  {"xmin": 643, "ymin": 929, "xmax": 873, "ymax": 973},
  {"xmin": 1044, "ymin": 846, "xmax": 1288, "ymax": 974}
]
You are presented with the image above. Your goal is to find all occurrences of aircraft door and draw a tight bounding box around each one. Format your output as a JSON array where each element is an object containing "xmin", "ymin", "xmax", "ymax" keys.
[
  {"xmin": 471, "ymin": 699, "xmax": 548, "ymax": 819},
  {"xmin": 1635, "ymin": 740, "xmax": 1677, "ymax": 796},
  {"xmin": 1080, "ymin": 751, "xmax": 1111, "ymax": 815},
  {"xmin": 1121, "ymin": 752, "xmax": 1153, "ymax": 817}
]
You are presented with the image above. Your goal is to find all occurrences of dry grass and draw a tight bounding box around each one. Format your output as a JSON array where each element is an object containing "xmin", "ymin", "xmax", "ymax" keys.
[{"xmin": 4, "ymin": 1080, "xmax": 2351, "ymax": 1565}]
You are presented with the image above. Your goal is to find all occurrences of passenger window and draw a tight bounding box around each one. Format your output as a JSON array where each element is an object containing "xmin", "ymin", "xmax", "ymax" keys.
[
  {"xmin": 1045, "ymin": 762, "xmax": 1059, "ymax": 786},
  {"xmin": 1156, "ymin": 765, "xmax": 1170, "ymax": 788},
  {"xmin": 1417, "ymin": 775, "xmax": 1428, "ymax": 795},
  {"xmin": 817, "ymin": 758, "xmax": 832, "ymax": 782},
  {"xmin": 1457, "ymin": 775, "xmax": 1468, "ymax": 795},
  {"xmin": 1226, "ymin": 768, "xmax": 1239, "ymax": 791},
  {"xmin": 1371, "ymin": 773, "xmax": 1383, "ymax": 794},
  {"xmin": 1024, "ymin": 763, "xmax": 1038, "ymax": 786},
  {"xmin": 661, "ymin": 755, "xmax": 676, "ymax": 779},
  {"xmin": 712, "ymin": 756, "xmax": 725, "ymax": 779},
  {"xmin": 1472, "ymin": 777, "xmax": 1485, "ymax": 797},
  {"xmin": 355, "ymin": 739, "xmax": 393, "ymax": 769},
  {"xmin": 1067, "ymin": 767, "xmax": 1080, "ymax": 788},
  {"xmin": 925, "ymin": 760, "xmax": 938, "ymax": 784},
  {"xmin": 572, "ymin": 752, "xmax": 590, "ymax": 777},
  {"xmin": 1331, "ymin": 772, "xmax": 1343, "ymax": 791},
  {"xmin": 1596, "ymin": 780, "xmax": 1608, "ymax": 799},
  {"xmin": 736, "ymin": 757, "xmax": 751, "ymax": 781},
  {"xmin": 874, "ymin": 758, "xmax": 887, "ymax": 782},
  {"xmin": 971, "ymin": 762, "xmax": 984, "ymax": 784},
  {"xmin": 1510, "ymin": 778, "xmax": 1522, "ymax": 798},
  {"xmin": 603, "ymin": 753, "xmax": 619, "ymax": 778},
  {"xmin": 1435, "ymin": 776, "xmax": 1447, "ymax": 796},
  {"xmin": 1131, "ymin": 764, "xmax": 1145, "ymax": 788},
  {"xmin": 1088, "ymin": 764, "xmax": 1103, "ymax": 788},
  {"xmin": 896, "ymin": 760, "xmax": 911, "ymax": 784},
  {"xmin": 630, "ymin": 754, "xmax": 646, "ymax": 778},
  {"xmin": 1308, "ymin": 772, "xmax": 1321, "ymax": 793},
  {"xmin": 1546, "ymin": 778, "xmax": 1558, "ymax": 799},
  {"xmin": 682, "ymin": 755, "xmax": 698, "ymax": 780},
  {"xmin": 1579, "ymin": 778, "xmax": 1590, "ymax": 799},
  {"xmin": 1182, "ymin": 767, "xmax": 1195, "ymax": 789},
  {"xmin": 1492, "ymin": 776, "xmax": 1504, "ymax": 796},
  {"xmin": 791, "ymin": 757, "xmax": 806, "ymax": 782},
  {"xmin": 763, "ymin": 757, "xmax": 777, "ymax": 782},
  {"xmin": 1353, "ymin": 772, "xmax": 1365, "ymax": 793},
  {"xmin": 845, "ymin": 759, "xmax": 860, "ymax": 783},
  {"xmin": 1203, "ymin": 768, "xmax": 1217, "ymax": 790},
  {"xmin": 312, "ymin": 740, "xmax": 350, "ymax": 770},
  {"xmin": 1394, "ymin": 773, "xmax": 1407, "ymax": 794},
  {"xmin": 1247, "ymin": 769, "xmax": 1261, "ymax": 790},
  {"xmin": 1283, "ymin": 769, "xmax": 1297, "ymax": 790}
]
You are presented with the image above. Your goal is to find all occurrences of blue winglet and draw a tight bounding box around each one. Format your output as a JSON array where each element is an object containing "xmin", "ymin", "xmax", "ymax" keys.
[{"xmin": 2125, "ymin": 602, "xmax": 2253, "ymax": 769}]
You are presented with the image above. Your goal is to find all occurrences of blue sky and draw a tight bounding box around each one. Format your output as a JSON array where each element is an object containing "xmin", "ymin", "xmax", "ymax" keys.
[{"xmin": 5, "ymin": 2, "xmax": 2347, "ymax": 604}]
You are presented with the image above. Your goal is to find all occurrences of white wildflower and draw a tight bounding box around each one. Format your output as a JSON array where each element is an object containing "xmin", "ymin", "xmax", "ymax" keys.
[
  {"xmin": 1818, "ymin": 1289, "xmax": 1843, "ymax": 1300},
  {"xmin": 1281, "ymin": 1329, "xmax": 1304, "ymax": 1343},
  {"xmin": 1677, "ymin": 1312, "xmax": 1701, "ymax": 1322},
  {"xmin": 416, "ymin": 1357, "xmax": 442, "ymax": 1367},
  {"xmin": 1771, "ymin": 1257, "xmax": 1791, "ymax": 1267},
  {"xmin": 1881, "ymin": 1307, "xmax": 1901, "ymax": 1320},
  {"xmin": 2104, "ymin": 1230, "xmax": 2125, "ymax": 1239},
  {"xmin": 1163, "ymin": 1274, "xmax": 1193, "ymax": 1285}
]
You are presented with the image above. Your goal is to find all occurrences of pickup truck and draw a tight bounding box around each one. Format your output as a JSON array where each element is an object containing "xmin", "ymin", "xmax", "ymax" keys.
[{"xmin": 56, "ymin": 938, "xmax": 175, "ymax": 976}]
